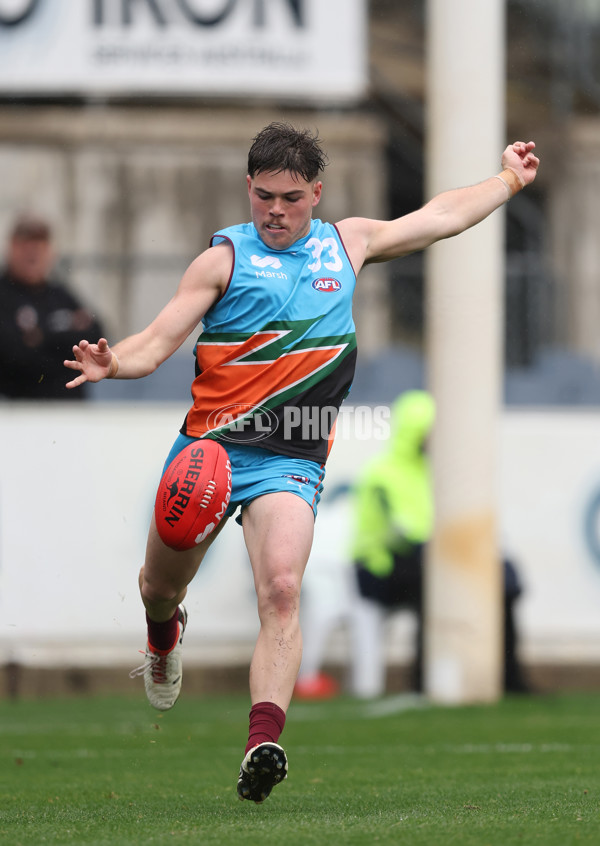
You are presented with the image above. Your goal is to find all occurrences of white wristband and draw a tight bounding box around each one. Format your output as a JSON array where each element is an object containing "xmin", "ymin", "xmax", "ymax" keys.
[
  {"xmin": 493, "ymin": 174, "xmax": 512, "ymax": 201},
  {"xmin": 494, "ymin": 168, "xmax": 525, "ymax": 200}
]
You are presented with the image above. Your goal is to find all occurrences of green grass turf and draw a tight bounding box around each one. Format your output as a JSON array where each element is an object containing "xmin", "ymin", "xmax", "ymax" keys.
[{"xmin": 0, "ymin": 691, "xmax": 598, "ymax": 845}]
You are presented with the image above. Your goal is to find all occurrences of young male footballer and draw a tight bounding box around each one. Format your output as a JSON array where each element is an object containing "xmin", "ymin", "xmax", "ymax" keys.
[{"xmin": 65, "ymin": 123, "xmax": 539, "ymax": 803}]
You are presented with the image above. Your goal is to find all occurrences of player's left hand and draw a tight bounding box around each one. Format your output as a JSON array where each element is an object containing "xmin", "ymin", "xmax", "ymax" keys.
[{"xmin": 501, "ymin": 141, "xmax": 540, "ymax": 188}]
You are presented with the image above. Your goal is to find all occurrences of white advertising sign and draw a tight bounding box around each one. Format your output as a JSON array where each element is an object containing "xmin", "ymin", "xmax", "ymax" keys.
[
  {"xmin": 0, "ymin": 0, "xmax": 367, "ymax": 99},
  {"xmin": 3, "ymin": 405, "xmax": 600, "ymax": 670}
]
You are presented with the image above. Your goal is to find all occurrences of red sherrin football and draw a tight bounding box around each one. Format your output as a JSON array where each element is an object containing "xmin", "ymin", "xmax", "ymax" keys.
[{"xmin": 154, "ymin": 440, "xmax": 232, "ymax": 551}]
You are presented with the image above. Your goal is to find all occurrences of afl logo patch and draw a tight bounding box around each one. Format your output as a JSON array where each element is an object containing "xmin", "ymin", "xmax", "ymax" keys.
[{"xmin": 312, "ymin": 277, "xmax": 341, "ymax": 292}]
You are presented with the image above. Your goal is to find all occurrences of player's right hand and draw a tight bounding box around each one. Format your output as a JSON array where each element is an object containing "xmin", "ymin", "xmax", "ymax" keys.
[{"xmin": 64, "ymin": 337, "xmax": 115, "ymax": 388}]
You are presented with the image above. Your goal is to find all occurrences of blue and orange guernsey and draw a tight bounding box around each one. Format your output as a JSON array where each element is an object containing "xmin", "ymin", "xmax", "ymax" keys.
[{"xmin": 180, "ymin": 219, "xmax": 358, "ymax": 463}]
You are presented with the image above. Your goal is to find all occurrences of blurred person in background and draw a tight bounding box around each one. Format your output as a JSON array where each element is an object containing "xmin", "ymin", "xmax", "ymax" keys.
[
  {"xmin": 351, "ymin": 390, "xmax": 529, "ymax": 698},
  {"xmin": 0, "ymin": 213, "xmax": 103, "ymax": 400},
  {"xmin": 64, "ymin": 124, "xmax": 538, "ymax": 804}
]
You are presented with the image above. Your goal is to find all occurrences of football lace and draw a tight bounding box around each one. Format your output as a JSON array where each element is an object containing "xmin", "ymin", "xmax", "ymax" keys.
[{"xmin": 199, "ymin": 479, "xmax": 217, "ymax": 508}]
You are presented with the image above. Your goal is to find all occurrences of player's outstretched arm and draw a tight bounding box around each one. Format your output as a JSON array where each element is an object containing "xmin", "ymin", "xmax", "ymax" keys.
[
  {"xmin": 338, "ymin": 141, "xmax": 540, "ymax": 271},
  {"xmin": 64, "ymin": 242, "xmax": 231, "ymax": 389}
]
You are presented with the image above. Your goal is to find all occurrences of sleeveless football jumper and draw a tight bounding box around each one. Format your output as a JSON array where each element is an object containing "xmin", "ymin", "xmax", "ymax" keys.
[{"xmin": 181, "ymin": 219, "xmax": 358, "ymax": 464}]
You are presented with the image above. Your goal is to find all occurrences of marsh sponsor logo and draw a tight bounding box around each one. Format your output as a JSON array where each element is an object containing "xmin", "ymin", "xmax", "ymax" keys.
[
  {"xmin": 251, "ymin": 254, "xmax": 287, "ymax": 279},
  {"xmin": 251, "ymin": 254, "xmax": 283, "ymax": 269}
]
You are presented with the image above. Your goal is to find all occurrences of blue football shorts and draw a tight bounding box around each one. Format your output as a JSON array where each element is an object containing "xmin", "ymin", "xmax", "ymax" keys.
[{"xmin": 163, "ymin": 434, "xmax": 325, "ymax": 523}]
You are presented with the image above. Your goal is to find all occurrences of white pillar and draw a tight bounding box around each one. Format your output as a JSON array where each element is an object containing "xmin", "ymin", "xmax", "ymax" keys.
[{"xmin": 424, "ymin": 0, "xmax": 505, "ymax": 703}]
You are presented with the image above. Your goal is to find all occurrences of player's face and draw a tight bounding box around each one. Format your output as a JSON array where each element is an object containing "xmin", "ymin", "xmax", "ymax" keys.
[{"xmin": 247, "ymin": 170, "xmax": 322, "ymax": 250}]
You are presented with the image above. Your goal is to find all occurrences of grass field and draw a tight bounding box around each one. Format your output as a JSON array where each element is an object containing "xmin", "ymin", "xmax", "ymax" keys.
[{"xmin": 0, "ymin": 690, "xmax": 598, "ymax": 845}]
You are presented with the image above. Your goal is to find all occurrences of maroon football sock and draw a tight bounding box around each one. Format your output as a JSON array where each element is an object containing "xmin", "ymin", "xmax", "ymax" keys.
[
  {"xmin": 146, "ymin": 609, "xmax": 179, "ymax": 652},
  {"xmin": 245, "ymin": 701, "xmax": 286, "ymax": 754}
]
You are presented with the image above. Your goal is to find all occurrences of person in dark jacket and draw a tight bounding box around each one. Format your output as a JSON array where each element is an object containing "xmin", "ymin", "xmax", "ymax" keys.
[{"xmin": 0, "ymin": 214, "xmax": 103, "ymax": 399}]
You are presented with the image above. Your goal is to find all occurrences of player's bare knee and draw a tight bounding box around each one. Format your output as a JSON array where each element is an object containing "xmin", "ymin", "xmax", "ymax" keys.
[
  {"xmin": 140, "ymin": 577, "xmax": 180, "ymax": 606},
  {"xmin": 258, "ymin": 571, "xmax": 301, "ymax": 619}
]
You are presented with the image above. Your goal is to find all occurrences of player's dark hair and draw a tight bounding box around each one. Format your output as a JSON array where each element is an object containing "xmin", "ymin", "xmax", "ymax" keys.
[{"xmin": 248, "ymin": 122, "xmax": 328, "ymax": 182}]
